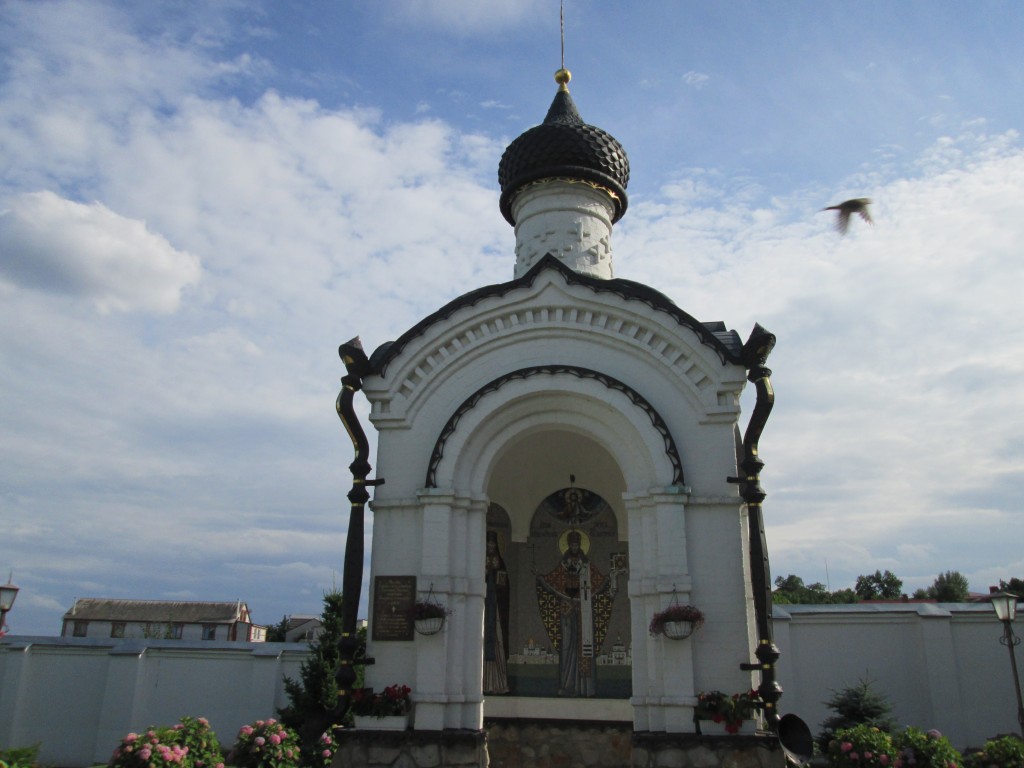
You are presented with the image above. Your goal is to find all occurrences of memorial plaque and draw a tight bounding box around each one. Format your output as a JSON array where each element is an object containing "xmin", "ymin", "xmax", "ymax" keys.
[{"xmin": 372, "ymin": 575, "xmax": 416, "ymax": 641}]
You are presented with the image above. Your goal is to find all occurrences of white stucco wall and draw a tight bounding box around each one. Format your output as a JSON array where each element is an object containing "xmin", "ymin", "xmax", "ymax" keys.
[
  {"xmin": 0, "ymin": 637, "xmax": 308, "ymax": 767},
  {"xmin": 1, "ymin": 604, "xmax": 1017, "ymax": 766}
]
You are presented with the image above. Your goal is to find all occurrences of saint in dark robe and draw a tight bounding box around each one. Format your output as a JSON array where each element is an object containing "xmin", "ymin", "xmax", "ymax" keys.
[{"xmin": 483, "ymin": 530, "xmax": 510, "ymax": 694}]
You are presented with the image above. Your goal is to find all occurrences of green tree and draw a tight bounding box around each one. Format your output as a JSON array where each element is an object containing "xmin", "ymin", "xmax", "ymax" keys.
[
  {"xmin": 265, "ymin": 615, "xmax": 290, "ymax": 642},
  {"xmin": 930, "ymin": 570, "xmax": 970, "ymax": 602},
  {"xmin": 819, "ymin": 676, "xmax": 897, "ymax": 750},
  {"xmin": 773, "ymin": 574, "xmax": 858, "ymax": 605},
  {"xmin": 998, "ymin": 577, "xmax": 1024, "ymax": 595},
  {"xmin": 854, "ymin": 570, "xmax": 903, "ymax": 600},
  {"xmin": 279, "ymin": 590, "xmax": 365, "ymax": 761}
]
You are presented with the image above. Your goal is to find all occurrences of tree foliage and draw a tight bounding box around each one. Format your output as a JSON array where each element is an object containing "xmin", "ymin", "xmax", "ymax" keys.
[
  {"xmin": 265, "ymin": 615, "xmax": 290, "ymax": 642},
  {"xmin": 278, "ymin": 590, "xmax": 365, "ymax": 760},
  {"xmin": 819, "ymin": 676, "xmax": 897, "ymax": 749},
  {"xmin": 913, "ymin": 571, "xmax": 970, "ymax": 602},
  {"xmin": 999, "ymin": 577, "xmax": 1024, "ymax": 594},
  {"xmin": 773, "ymin": 574, "xmax": 857, "ymax": 605},
  {"xmin": 854, "ymin": 570, "xmax": 903, "ymax": 600}
]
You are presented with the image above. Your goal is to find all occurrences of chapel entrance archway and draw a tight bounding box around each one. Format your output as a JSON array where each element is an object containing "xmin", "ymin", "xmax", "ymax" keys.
[{"xmin": 482, "ymin": 430, "xmax": 632, "ymax": 699}]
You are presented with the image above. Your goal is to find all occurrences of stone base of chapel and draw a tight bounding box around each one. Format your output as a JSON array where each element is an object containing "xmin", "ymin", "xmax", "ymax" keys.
[{"xmin": 331, "ymin": 722, "xmax": 785, "ymax": 768}]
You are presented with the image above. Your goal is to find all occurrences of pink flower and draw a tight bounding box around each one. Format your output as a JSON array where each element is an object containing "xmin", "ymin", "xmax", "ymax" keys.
[
  {"xmin": 139, "ymin": 748, "xmax": 152, "ymax": 760},
  {"xmin": 323, "ymin": 750, "xmax": 332, "ymax": 758},
  {"xmin": 255, "ymin": 736, "xmax": 266, "ymax": 746},
  {"xmin": 240, "ymin": 725, "xmax": 253, "ymax": 735},
  {"xmin": 125, "ymin": 733, "xmax": 138, "ymax": 743},
  {"xmin": 199, "ymin": 717, "xmax": 209, "ymax": 725},
  {"xmin": 842, "ymin": 743, "xmax": 854, "ymax": 753},
  {"xmin": 851, "ymin": 753, "xmax": 860, "ymax": 760},
  {"xmin": 267, "ymin": 718, "xmax": 277, "ymax": 725},
  {"xmin": 881, "ymin": 756, "xmax": 890, "ymax": 765},
  {"xmin": 865, "ymin": 752, "xmax": 873, "ymax": 759},
  {"xmin": 321, "ymin": 735, "xmax": 332, "ymax": 745}
]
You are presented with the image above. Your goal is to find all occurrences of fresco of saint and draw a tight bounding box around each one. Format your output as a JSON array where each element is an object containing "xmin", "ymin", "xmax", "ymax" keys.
[
  {"xmin": 483, "ymin": 530, "xmax": 510, "ymax": 694},
  {"xmin": 535, "ymin": 527, "xmax": 616, "ymax": 697}
]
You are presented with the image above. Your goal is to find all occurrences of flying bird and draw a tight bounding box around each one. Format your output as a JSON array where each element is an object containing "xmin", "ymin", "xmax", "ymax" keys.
[{"xmin": 822, "ymin": 198, "xmax": 872, "ymax": 234}]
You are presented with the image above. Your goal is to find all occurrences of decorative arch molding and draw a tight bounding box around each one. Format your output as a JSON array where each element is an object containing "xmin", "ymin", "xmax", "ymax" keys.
[{"xmin": 425, "ymin": 364, "xmax": 684, "ymax": 488}]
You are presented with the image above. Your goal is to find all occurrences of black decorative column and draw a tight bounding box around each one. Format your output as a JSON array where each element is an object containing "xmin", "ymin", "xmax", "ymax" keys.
[
  {"xmin": 729, "ymin": 323, "xmax": 782, "ymax": 731},
  {"xmin": 335, "ymin": 338, "xmax": 381, "ymax": 715}
]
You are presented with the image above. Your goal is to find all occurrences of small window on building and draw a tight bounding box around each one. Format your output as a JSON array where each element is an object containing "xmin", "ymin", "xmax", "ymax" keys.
[
  {"xmin": 73, "ymin": 620, "xmax": 88, "ymax": 637},
  {"xmin": 202, "ymin": 624, "xmax": 216, "ymax": 641},
  {"xmin": 110, "ymin": 622, "xmax": 125, "ymax": 638},
  {"xmin": 171, "ymin": 623, "xmax": 184, "ymax": 639}
]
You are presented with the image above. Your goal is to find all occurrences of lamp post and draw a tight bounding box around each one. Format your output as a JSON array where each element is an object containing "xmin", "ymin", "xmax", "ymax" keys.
[
  {"xmin": 990, "ymin": 589, "xmax": 1024, "ymax": 738},
  {"xmin": 0, "ymin": 577, "xmax": 18, "ymax": 637}
]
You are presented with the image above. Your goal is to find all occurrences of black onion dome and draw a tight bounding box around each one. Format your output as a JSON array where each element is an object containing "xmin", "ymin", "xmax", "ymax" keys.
[{"xmin": 498, "ymin": 79, "xmax": 630, "ymax": 226}]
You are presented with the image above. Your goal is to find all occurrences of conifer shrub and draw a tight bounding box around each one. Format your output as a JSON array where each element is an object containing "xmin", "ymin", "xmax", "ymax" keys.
[{"xmin": 820, "ymin": 676, "xmax": 897, "ymax": 749}]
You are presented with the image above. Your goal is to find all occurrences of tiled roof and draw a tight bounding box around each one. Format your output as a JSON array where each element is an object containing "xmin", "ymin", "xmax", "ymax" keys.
[{"xmin": 64, "ymin": 598, "xmax": 246, "ymax": 624}]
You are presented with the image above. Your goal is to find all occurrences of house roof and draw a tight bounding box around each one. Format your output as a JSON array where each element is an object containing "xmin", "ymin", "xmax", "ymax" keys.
[{"xmin": 64, "ymin": 598, "xmax": 248, "ymax": 624}]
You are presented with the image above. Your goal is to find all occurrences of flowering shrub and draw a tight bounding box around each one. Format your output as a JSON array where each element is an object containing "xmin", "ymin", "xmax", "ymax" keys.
[
  {"xmin": 694, "ymin": 689, "xmax": 760, "ymax": 733},
  {"xmin": 827, "ymin": 725, "xmax": 898, "ymax": 768},
  {"xmin": 109, "ymin": 717, "xmax": 224, "ymax": 768},
  {"xmin": 227, "ymin": 719, "xmax": 300, "ymax": 768},
  {"xmin": 109, "ymin": 727, "xmax": 194, "ymax": 768},
  {"xmin": 167, "ymin": 717, "xmax": 223, "ymax": 768},
  {"xmin": 351, "ymin": 684, "xmax": 412, "ymax": 718},
  {"xmin": 963, "ymin": 735, "xmax": 1024, "ymax": 768},
  {"xmin": 893, "ymin": 727, "xmax": 962, "ymax": 768},
  {"xmin": 312, "ymin": 725, "xmax": 344, "ymax": 768}
]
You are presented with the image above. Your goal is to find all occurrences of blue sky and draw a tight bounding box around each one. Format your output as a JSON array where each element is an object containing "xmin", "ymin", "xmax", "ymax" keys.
[{"xmin": 2, "ymin": 0, "xmax": 1023, "ymax": 636}]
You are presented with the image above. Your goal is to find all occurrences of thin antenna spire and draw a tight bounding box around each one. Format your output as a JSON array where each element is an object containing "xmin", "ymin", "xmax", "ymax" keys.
[{"xmin": 560, "ymin": 0, "xmax": 565, "ymax": 71}]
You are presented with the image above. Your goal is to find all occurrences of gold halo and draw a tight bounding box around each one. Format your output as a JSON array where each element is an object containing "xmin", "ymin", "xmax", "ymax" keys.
[{"xmin": 558, "ymin": 528, "xmax": 590, "ymax": 555}]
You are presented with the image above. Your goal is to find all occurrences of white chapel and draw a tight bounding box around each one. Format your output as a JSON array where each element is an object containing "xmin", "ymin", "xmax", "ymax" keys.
[{"xmin": 338, "ymin": 69, "xmax": 780, "ymax": 761}]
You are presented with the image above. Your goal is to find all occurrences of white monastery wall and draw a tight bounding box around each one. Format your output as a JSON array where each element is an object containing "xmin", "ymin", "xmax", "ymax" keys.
[
  {"xmin": 2, "ymin": 606, "xmax": 1017, "ymax": 766},
  {"xmin": 0, "ymin": 637, "xmax": 306, "ymax": 767}
]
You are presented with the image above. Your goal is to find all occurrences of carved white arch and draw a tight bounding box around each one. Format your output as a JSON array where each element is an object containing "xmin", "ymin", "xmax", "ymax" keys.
[{"xmin": 429, "ymin": 368, "xmax": 681, "ymax": 541}]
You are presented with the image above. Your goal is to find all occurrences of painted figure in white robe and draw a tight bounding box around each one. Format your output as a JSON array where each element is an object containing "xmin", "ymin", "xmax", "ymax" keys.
[{"xmin": 536, "ymin": 529, "xmax": 615, "ymax": 697}]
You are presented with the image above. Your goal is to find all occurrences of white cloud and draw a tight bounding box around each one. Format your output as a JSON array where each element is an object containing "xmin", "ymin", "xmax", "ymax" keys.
[
  {"xmin": 0, "ymin": 191, "xmax": 202, "ymax": 313},
  {"xmin": 380, "ymin": 0, "xmax": 548, "ymax": 33},
  {"xmin": 681, "ymin": 70, "xmax": 710, "ymax": 89}
]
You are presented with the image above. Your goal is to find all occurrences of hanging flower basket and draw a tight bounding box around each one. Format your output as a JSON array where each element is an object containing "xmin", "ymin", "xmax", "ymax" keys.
[
  {"xmin": 662, "ymin": 619, "xmax": 697, "ymax": 639},
  {"xmin": 649, "ymin": 603, "xmax": 705, "ymax": 639},
  {"xmin": 410, "ymin": 598, "xmax": 450, "ymax": 636}
]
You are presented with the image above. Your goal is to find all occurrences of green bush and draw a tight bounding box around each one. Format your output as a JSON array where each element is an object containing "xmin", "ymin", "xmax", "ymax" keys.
[
  {"xmin": 227, "ymin": 719, "xmax": 301, "ymax": 768},
  {"xmin": 820, "ymin": 677, "xmax": 897, "ymax": 749},
  {"xmin": 107, "ymin": 717, "xmax": 224, "ymax": 768},
  {"xmin": 893, "ymin": 727, "xmax": 962, "ymax": 768},
  {"xmin": 827, "ymin": 725, "xmax": 898, "ymax": 768},
  {"xmin": 166, "ymin": 716, "xmax": 223, "ymax": 768},
  {"xmin": 964, "ymin": 735, "xmax": 1024, "ymax": 768},
  {"xmin": 0, "ymin": 744, "xmax": 40, "ymax": 768}
]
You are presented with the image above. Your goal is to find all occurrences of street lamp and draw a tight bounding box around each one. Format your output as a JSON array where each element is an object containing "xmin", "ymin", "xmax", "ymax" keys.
[
  {"xmin": 990, "ymin": 589, "xmax": 1024, "ymax": 738},
  {"xmin": 0, "ymin": 577, "xmax": 18, "ymax": 636}
]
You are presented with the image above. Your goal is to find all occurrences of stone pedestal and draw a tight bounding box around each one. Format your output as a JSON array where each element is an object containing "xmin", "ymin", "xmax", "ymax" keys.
[
  {"xmin": 632, "ymin": 731, "xmax": 785, "ymax": 768},
  {"xmin": 331, "ymin": 728, "xmax": 487, "ymax": 768}
]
